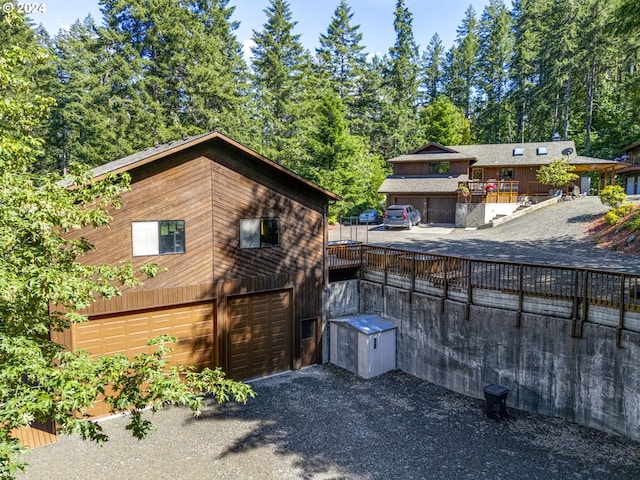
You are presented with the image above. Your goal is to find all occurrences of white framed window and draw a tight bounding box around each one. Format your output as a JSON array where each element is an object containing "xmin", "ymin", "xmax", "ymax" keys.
[
  {"xmin": 240, "ymin": 218, "xmax": 280, "ymax": 249},
  {"xmin": 132, "ymin": 220, "xmax": 185, "ymax": 256}
]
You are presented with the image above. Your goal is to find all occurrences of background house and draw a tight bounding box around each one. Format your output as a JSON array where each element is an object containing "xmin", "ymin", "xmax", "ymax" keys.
[
  {"xmin": 379, "ymin": 141, "xmax": 622, "ymax": 225},
  {"xmin": 52, "ymin": 131, "xmax": 340, "ymax": 416},
  {"xmin": 617, "ymin": 140, "xmax": 640, "ymax": 194}
]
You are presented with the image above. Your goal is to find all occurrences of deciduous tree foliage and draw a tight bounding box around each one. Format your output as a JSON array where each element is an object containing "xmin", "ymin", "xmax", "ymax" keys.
[
  {"xmin": 0, "ymin": 21, "xmax": 253, "ymax": 479},
  {"xmin": 419, "ymin": 97, "xmax": 471, "ymax": 146},
  {"xmin": 535, "ymin": 158, "xmax": 579, "ymax": 189}
]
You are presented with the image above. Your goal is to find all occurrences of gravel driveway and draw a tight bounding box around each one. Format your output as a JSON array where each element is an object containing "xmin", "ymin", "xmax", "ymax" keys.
[
  {"xmin": 18, "ymin": 196, "xmax": 640, "ymax": 479},
  {"xmin": 331, "ymin": 196, "xmax": 640, "ymax": 273},
  {"xmin": 18, "ymin": 365, "xmax": 640, "ymax": 480}
]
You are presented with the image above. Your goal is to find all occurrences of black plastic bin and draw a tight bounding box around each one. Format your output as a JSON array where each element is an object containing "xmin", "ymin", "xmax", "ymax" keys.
[{"xmin": 483, "ymin": 384, "xmax": 509, "ymax": 420}]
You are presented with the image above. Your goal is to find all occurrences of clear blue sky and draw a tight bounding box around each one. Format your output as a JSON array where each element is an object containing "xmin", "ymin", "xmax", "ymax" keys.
[{"xmin": 29, "ymin": 0, "xmax": 490, "ymax": 56}]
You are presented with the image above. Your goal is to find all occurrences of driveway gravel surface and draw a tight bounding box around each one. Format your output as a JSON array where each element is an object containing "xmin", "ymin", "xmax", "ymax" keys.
[
  {"xmin": 18, "ymin": 195, "xmax": 640, "ymax": 480},
  {"xmin": 331, "ymin": 196, "xmax": 640, "ymax": 273},
  {"xmin": 18, "ymin": 365, "xmax": 640, "ymax": 480}
]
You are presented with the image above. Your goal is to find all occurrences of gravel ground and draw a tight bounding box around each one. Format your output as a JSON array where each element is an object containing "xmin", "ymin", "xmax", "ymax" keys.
[
  {"xmin": 18, "ymin": 365, "xmax": 640, "ymax": 480},
  {"xmin": 19, "ymin": 196, "xmax": 640, "ymax": 479},
  {"xmin": 331, "ymin": 195, "xmax": 640, "ymax": 273}
]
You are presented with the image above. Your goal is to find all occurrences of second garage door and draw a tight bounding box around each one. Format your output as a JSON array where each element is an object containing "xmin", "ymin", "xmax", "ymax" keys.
[{"xmin": 227, "ymin": 290, "xmax": 293, "ymax": 381}]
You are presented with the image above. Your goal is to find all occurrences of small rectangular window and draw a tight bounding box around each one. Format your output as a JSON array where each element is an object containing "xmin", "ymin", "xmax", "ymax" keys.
[
  {"xmin": 240, "ymin": 218, "xmax": 280, "ymax": 249},
  {"xmin": 537, "ymin": 146, "xmax": 548, "ymax": 155},
  {"xmin": 132, "ymin": 220, "xmax": 185, "ymax": 256},
  {"xmin": 499, "ymin": 168, "xmax": 514, "ymax": 180},
  {"xmin": 301, "ymin": 318, "xmax": 316, "ymax": 340},
  {"xmin": 513, "ymin": 147, "xmax": 524, "ymax": 156},
  {"xmin": 428, "ymin": 162, "xmax": 450, "ymax": 174}
]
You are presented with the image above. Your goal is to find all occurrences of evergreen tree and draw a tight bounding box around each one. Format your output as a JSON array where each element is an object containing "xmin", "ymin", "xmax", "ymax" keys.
[
  {"xmin": 180, "ymin": 0, "xmax": 252, "ymax": 143},
  {"xmin": 351, "ymin": 55, "xmax": 390, "ymax": 156},
  {"xmin": 444, "ymin": 5, "xmax": 480, "ymax": 120},
  {"xmin": 420, "ymin": 33, "xmax": 445, "ymax": 106},
  {"xmin": 510, "ymin": 0, "xmax": 543, "ymax": 143},
  {"xmin": 303, "ymin": 91, "xmax": 386, "ymax": 220},
  {"xmin": 475, "ymin": 0, "xmax": 514, "ymax": 143},
  {"xmin": 250, "ymin": 0, "xmax": 311, "ymax": 165},
  {"xmin": 315, "ymin": 0, "xmax": 367, "ymax": 113},
  {"xmin": 382, "ymin": 0, "xmax": 421, "ymax": 156}
]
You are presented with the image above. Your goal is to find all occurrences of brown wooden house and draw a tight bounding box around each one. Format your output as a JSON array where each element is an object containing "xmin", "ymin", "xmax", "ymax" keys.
[
  {"xmin": 51, "ymin": 131, "xmax": 340, "ymax": 407},
  {"xmin": 379, "ymin": 141, "xmax": 622, "ymax": 224},
  {"xmin": 618, "ymin": 140, "xmax": 640, "ymax": 194}
]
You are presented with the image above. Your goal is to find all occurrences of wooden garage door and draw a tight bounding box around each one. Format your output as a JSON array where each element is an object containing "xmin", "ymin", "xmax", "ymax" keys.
[
  {"xmin": 75, "ymin": 302, "xmax": 215, "ymax": 367},
  {"xmin": 427, "ymin": 197, "xmax": 457, "ymax": 224},
  {"xmin": 227, "ymin": 290, "xmax": 293, "ymax": 381},
  {"xmin": 73, "ymin": 302, "xmax": 215, "ymax": 417}
]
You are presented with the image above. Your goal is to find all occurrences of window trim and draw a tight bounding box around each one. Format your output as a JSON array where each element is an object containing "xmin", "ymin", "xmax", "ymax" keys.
[
  {"xmin": 499, "ymin": 168, "xmax": 515, "ymax": 181},
  {"xmin": 131, "ymin": 220, "xmax": 186, "ymax": 257},
  {"xmin": 239, "ymin": 217, "xmax": 281, "ymax": 249}
]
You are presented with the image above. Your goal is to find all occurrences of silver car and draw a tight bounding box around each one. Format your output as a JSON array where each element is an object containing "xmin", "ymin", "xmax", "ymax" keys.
[
  {"xmin": 383, "ymin": 205, "xmax": 421, "ymax": 230},
  {"xmin": 359, "ymin": 209, "xmax": 382, "ymax": 224}
]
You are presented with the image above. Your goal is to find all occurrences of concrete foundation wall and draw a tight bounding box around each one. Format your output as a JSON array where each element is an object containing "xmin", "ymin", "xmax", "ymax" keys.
[
  {"xmin": 325, "ymin": 279, "xmax": 640, "ymax": 440},
  {"xmin": 455, "ymin": 202, "xmax": 519, "ymax": 228}
]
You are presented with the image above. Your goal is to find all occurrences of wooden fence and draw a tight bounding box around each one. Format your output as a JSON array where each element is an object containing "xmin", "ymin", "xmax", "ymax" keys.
[{"xmin": 327, "ymin": 244, "xmax": 640, "ymax": 342}]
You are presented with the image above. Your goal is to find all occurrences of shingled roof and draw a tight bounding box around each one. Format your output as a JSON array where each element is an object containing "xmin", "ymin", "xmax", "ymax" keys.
[
  {"xmin": 378, "ymin": 175, "xmax": 468, "ymax": 194},
  {"xmin": 65, "ymin": 131, "xmax": 341, "ymax": 201},
  {"xmin": 388, "ymin": 140, "xmax": 620, "ymax": 171}
]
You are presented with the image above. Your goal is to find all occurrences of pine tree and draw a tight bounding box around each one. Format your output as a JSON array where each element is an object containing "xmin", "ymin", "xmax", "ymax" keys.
[
  {"xmin": 382, "ymin": 0, "xmax": 421, "ymax": 156},
  {"xmin": 315, "ymin": 0, "xmax": 367, "ymax": 111},
  {"xmin": 444, "ymin": 5, "xmax": 480, "ymax": 120},
  {"xmin": 475, "ymin": 0, "xmax": 514, "ymax": 143},
  {"xmin": 250, "ymin": 0, "xmax": 311, "ymax": 165},
  {"xmin": 180, "ymin": 0, "xmax": 252, "ymax": 142},
  {"xmin": 420, "ymin": 33, "xmax": 445, "ymax": 106},
  {"xmin": 419, "ymin": 97, "xmax": 471, "ymax": 145},
  {"xmin": 303, "ymin": 91, "xmax": 386, "ymax": 220}
]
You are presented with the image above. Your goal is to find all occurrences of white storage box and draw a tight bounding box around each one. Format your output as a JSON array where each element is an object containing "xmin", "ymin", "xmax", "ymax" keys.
[{"xmin": 329, "ymin": 314, "xmax": 397, "ymax": 378}]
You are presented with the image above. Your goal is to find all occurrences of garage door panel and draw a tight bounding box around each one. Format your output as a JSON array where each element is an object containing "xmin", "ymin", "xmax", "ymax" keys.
[
  {"xmin": 227, "ymin": 290, "xmax": 293, "ymax": 381},
  {"xmin": 72, "ymin": 302, "xmax": 215, "ymax": 418},
  {"xmin": 74, "ymin": 302, "xmax": 215, "ymax": 365}
]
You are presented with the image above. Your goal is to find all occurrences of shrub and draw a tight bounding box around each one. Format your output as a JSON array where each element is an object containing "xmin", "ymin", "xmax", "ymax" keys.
[
  {"xmin": 604, "ymin": 203, "xmax": 636, "ymax": 226},
  {"xmin": 622, "ymin": 210, "xmax": 640, "ymax": 231},
  {"xmin": 604, "ymin": 210, "xmax": 622, "ymax": 225},
  {"xmin": 599, "ymin": 185, "xmax": 627, "ymax": 209}
]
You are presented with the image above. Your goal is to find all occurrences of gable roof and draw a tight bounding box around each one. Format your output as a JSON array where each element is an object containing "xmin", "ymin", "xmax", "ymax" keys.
[
  {"xmin": 387, "ymin": 140, "xmax": 623, "ymax": 172},
  {"xmin": 80, "ymin": 131, "xmax": 341, "ymax": 202}
]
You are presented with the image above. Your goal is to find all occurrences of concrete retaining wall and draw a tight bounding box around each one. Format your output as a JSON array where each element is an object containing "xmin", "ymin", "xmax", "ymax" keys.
[{"xmin": 324, "ymin": 279, "xmax": 640, "ymax": 440}]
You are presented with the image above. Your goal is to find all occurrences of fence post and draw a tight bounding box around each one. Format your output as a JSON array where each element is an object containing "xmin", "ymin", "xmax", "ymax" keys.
[
  {"xmin": 571, "ymin": 269, "xmax": 580, "ymax": 337},
  {"xmin": 578, "ymin": 271, "xmax": 589, "ymax": 338},
  {"xmin": 465, "ymin": 259, "xmax": 472, "ymax": 321},
  {"xmin": 617, "ymin": 274, "xmax": 626, "ymax": 347},
  {"xmin": 411, "ymin": 251, "xmax": 417, "ymax": 292},
  {"xmin": 517, "ymin": 264, "xmax": 524, "ymax": 328}
]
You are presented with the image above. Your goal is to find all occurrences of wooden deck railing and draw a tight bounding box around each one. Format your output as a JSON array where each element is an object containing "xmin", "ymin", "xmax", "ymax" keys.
[{"xmin": 327, "ymin": 244, "xmax": 640, "ymax": 340}]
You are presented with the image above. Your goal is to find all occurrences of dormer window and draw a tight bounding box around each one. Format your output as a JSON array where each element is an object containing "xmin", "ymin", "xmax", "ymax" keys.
[
  {"xmin": 513, "ymin": 147, "xmax": 524, "ymax": 156},
  {"xmin": 537, "ymin": 147, "xmax": 548, "ymax": 155}
]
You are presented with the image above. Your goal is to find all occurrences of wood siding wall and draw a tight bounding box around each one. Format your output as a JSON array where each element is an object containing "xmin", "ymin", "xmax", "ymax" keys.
[
  {"xmin": 393, "ymin": 160, "xmax": 469, "ymax": 176},
  {"xmin": 59, "ymin": 141, "xmax": 327, "ymax": 372},
  {"xmin": 69, "ymin": 143, "xmax": 325, "ymax": 292}
]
